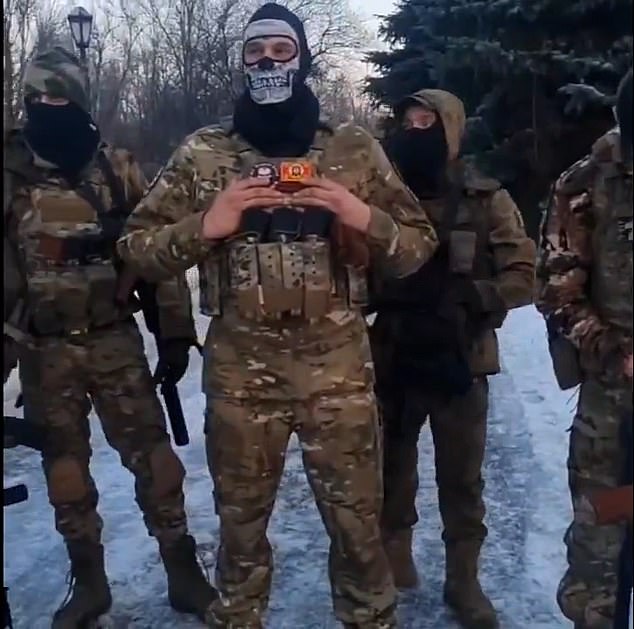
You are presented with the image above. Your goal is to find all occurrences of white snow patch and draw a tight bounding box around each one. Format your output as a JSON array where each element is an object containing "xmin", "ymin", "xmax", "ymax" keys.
[{"xmin": 4, "ymin": 302, "xmax": 631, "ymax": 628}]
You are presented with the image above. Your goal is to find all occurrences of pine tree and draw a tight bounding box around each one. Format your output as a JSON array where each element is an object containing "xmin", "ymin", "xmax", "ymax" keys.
[{"xmin": 366, "ymin": 0, "xmax": 633, "ymax": 238}]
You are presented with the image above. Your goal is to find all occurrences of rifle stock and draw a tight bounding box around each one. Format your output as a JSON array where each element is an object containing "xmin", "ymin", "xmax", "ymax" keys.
[{"xmin": 160, "ymin": 378, "xmax": 189, "ymax": 447}]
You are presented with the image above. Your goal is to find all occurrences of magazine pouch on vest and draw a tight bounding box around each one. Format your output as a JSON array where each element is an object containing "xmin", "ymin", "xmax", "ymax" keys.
[
  {"xmin": 302, "ymin": 207, "xmax": 334, "ymax": 320},
  {"xmin": 226, "ymin": 142, "xmax": 336, "ymax": 321}
]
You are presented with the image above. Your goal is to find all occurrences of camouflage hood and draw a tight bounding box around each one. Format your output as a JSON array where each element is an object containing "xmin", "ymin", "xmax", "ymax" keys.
[
  {"xmin": 397, "ymin": 89, "xmax": 466, "ymax": 161},
  {"xmin": 23, "ymin": 46, "xmax": 90, "ymax": 112}
]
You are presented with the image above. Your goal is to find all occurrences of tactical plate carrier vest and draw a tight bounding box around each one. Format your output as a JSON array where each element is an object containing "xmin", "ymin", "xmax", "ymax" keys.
[
  {"xmin": 5, "ymin": 135, "xmax": 132, "ymax": 337},
  {"xmin": 373, "ymin": 165, "xmax": 496, "ymax": 312},
  {"xmin": 197, "ymin": 128, "xmax": 368, "ymax": 321}
]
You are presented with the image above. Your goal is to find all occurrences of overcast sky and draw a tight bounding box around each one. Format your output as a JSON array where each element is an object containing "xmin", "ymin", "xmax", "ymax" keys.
[{"xmin": 351, "ymin": 0, "xmax": 397, "ymax": 43}]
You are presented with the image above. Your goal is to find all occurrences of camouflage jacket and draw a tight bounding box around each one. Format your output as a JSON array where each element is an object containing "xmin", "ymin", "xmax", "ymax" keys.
[
  {"xmin": 536, "ymin": 128, "xmax": 633, "ymax": 379},
  {"xmin": 117, "ymin": 122, "xmax": 438, "ymax": 313},
  {"xmin": 4, "ymin": 129, "xmax": 196, "ymax": 342}
]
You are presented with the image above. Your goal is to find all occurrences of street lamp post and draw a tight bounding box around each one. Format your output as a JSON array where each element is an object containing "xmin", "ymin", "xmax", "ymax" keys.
[{"xmin": 67, "ymin": 6, "xmax": 93, "ymax": 63}]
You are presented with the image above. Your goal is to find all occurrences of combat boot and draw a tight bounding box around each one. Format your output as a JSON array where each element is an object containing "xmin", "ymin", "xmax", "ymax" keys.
[
  {"xmin": 443, "ymin": 540, "xmax": 499, "ymax": 629},
  {"xmin": 382, "ymin": 528, "xmax": 419, "ymax": 589},
  {"xmin": 51, "ymin": 540, "xmax": 112, "ymax": 629},
  {"xmin": 159, "ymin": 534, "xmax": 217, "ymax": 621}
]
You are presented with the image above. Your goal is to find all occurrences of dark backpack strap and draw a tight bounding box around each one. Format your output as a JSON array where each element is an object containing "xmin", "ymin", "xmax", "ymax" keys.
[
  {"xmin": 73, "ymin": 151, "xmax": 129, "ymax": 243},
  {"xmin": 438, "ymin": 163, "xmax": 465, "ymax": 241}
]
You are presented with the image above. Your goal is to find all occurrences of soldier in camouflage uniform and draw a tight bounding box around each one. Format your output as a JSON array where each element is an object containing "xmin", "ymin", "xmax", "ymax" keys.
[
  {"xmin": 536, "ymin": 69, "xmax": 633, "ymax": 628},
  {"xmin": 372, "ymin": 89, "xmax": 536, "ymax": 629},
  {"xmin": 4, "ymin": 47, "xmax": 217, "ymax": 627},
  {"xmin": 117, "ymin": 4, "xmax": 438, "ymax": 627}
]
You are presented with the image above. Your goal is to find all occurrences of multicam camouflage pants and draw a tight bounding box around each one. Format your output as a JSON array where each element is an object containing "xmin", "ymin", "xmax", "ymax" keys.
[
  {"xmin": 378, "ymin": 376, "xmax": 489, "ymax": 545},
  {"xmin": 557, "ymin": 377, "xmax": 632, "ymax": 629},
  {"xmin": 203, "ymin": 315, "xmax": 397, "ymax": 628},
  {"xmin": 19, "ymin": 320, "xmax": 188, "ymax": 544}
]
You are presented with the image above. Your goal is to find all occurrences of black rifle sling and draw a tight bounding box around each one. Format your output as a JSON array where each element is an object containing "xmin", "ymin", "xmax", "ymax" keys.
[{"xmin": 438, "ymin": 163, "xmax": 466, "ymax": 243}]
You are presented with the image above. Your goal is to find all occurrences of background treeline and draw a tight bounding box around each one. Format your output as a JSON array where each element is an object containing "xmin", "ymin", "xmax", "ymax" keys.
[
  {"xmin": 4, "ymin": 0, "xmax": 632, "ymax": 238},
  {"xmin": 366, "ymin": 0, "xmax": 633, "ymax": 238}
]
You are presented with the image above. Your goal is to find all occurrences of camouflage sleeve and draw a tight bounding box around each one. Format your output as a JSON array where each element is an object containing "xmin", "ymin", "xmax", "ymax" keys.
[
  {"xmin": 115, "ymin": 148, "xmax": 197, "ymax": 341},
  {"xmin": 364, "ymin": 138, "xmax": 438, "ymax": 278},
  {"xmin": 117, "ymin": 137, "xmax": 214, "ymax": 282},
  {"xmin": 484, "ymin": 189, "xmax": 536, "ymax": 309},
  {"xmin": 536, "ymin": 156, "xmax": 626, "ymax": 369}
]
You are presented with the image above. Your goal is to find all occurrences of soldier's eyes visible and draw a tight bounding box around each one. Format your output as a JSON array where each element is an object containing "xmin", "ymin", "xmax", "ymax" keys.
[
  {"xmin": 244, "ymin": 44, "xmax": 264, "ymax": 58},
  {"xmin": 273, "ymin": 43, "xmax": 294, "ymax": 55}
]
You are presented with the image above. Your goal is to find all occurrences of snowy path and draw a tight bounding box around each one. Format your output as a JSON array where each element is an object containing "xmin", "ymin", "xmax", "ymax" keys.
[{"xmin": 4, "ymin": 305, "xmax": 583, "ymax": 628}]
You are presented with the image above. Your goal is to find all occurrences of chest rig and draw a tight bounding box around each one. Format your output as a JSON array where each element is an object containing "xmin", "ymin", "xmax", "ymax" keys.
[
  {"xmin": 198, "ymin": 128, "xmax": 369, "ymax": 321},
  {"xmin": 374, "ymin": 167, "xmax": 494, "ymax": 313},
  {"xmin": 11, "ymin": 150, "xmax": 130, "ymax": 336},
  {"xmin": 591, "ymin": 158, "xmax": 633, "ymax": 333}
]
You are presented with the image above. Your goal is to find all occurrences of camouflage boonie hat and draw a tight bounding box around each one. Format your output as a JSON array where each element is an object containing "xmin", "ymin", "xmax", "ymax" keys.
[{"xmin": 23, "ymin": 46, "xmax": 89, "ymax": 112}]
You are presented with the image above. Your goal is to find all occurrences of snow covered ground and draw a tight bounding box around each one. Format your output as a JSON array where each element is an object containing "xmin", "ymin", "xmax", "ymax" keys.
[{"xmin": 3, "ymin": 300, "xmax": 626, "ymax": 628}]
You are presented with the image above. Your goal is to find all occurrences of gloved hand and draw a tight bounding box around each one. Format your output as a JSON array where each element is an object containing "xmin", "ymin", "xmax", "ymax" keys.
[
  {"xmin": 100, "ymin": 209, "xmax": 130, "ymax": 242},
  {"xmin": 456, "ymin": 280, "xmax": 507, "ymax": 328},
  {"xmin": 155, "ymin": 338, "xmax": 196, "ymax": 384}
]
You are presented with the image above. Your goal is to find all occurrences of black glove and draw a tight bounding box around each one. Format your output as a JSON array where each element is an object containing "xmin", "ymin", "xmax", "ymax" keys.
[
  {"xmin": 455, "ymin": 279, "xmax": 507, "ymax": 328},
  {"xmin": 99, "ymin": 209, "xmax": 130, "ymax": 242},
  {"xmin": 155, "ymin": 338, "xmax": 195, "ymax": 384}
]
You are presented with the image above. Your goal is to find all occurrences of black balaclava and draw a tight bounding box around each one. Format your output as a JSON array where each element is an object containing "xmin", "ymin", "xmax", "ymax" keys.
[
  {"xmin": 233, "ymin": 2, "xmax": 320, "ymax": 157},
  {"xmin": 24, "ymin": 99, "xmax": 100, "ymax": 180},
  {"xmin": 615, "ymin": 68, "xmax": 633, "ymax": 166},
  {"xmin": 383, "ymin": 98, "xmax": 449, "ymax": 199},
  {"xmin": 22, "ymin": 47, "xmax": 99, "ymax": 179}
]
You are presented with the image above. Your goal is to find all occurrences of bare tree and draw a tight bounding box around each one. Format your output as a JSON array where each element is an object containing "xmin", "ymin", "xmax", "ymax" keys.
[{"xmin": 3, "ymin": 0, "xmax": 372, "ymax": 159}]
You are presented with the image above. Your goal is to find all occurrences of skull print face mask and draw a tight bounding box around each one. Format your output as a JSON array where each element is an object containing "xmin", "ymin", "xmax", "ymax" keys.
[{"xmin": 242, "ymin": 19, "xmax": 301, "ymax": 105}]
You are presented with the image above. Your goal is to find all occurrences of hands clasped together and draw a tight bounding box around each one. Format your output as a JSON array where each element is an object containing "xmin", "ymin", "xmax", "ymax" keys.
[{"xmin": 202, "ymin": 177, "xmax": 371, "ymax": 240}]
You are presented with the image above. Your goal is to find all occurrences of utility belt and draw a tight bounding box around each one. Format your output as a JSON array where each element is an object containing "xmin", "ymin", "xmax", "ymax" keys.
[{"xmin": 199, "ymin": 208, "xmax": 368, "ymax": 321}]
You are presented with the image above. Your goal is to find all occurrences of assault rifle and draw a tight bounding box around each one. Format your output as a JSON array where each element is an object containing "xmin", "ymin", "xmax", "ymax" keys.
[
  {"xmin": 4, "ymin": 414, "xmax": 45, "ymax": 629},
  {"xmin": 116, "ymin": 272, "xmax": 191, "ymax": 446}
]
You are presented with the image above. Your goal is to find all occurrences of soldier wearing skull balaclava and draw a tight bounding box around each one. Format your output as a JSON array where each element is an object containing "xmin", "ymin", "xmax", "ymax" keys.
[
  {"xmin": 537, "ymin": 67, "xmax": 633, "ymax": 628},
  {"xmin": 118, "ymin": 3, "xmax": 439, "ymax": 626}
]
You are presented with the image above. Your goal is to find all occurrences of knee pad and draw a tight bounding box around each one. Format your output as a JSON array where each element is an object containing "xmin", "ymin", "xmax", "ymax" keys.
[
  {"xmin": 149, "ymin": 441, "xmax": 186, "ymax": 498},
  {"xmin": 47, "ymin": 456, "xmax": 90, "ymax": 505}
]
